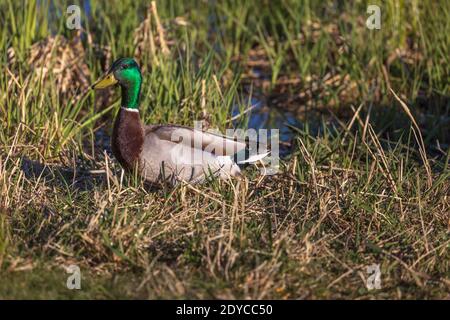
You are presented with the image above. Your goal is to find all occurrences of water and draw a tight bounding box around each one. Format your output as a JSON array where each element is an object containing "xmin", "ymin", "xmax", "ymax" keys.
[{"xmin": 232, "ymin": 97, "xmax": 301, "ymax": 157}]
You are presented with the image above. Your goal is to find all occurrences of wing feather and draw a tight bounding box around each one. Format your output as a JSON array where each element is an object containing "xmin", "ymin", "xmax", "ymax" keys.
[{"xmin": 145, "ymin": 125, "xmax": 246, "ymax": 156}]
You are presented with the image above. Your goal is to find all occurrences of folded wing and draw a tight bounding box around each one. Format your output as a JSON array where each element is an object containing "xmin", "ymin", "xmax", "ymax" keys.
[{"xmin": 146, "ymin": 125, "xmax": 247, "ymax": 156}]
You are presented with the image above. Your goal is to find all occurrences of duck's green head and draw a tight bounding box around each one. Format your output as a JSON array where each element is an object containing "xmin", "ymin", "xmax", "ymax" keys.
[{"xmin": 91, "ymin": 58, "xmax": 142, "ymax": 109}]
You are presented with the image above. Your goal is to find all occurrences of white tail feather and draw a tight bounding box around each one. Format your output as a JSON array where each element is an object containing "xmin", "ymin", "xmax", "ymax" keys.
[{"xmin": 237, "ymin": 152, "xmax": 270, "ymax": 164}]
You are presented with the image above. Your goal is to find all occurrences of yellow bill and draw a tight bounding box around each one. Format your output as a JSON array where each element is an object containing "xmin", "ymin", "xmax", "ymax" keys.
[{"xmin": 91, "ymin": 73, "xmax": 118, "ymax": 89}]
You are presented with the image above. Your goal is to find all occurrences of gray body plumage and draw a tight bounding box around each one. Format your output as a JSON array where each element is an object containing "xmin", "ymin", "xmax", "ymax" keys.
[{"xmin": 139, "ymin": 125, "xmax": 252, "ymax": 184}]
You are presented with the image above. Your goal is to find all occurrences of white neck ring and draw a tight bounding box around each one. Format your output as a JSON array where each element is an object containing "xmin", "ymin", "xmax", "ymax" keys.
[{"xmin": 121, "ymin": 107, "xmax": 139, "ymax": 113}]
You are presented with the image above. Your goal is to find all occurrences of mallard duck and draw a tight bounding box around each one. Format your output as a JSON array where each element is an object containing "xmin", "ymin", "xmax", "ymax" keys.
[{"xmin": 91, "ymin": 58, "xmax": 268, "ymax": 185}]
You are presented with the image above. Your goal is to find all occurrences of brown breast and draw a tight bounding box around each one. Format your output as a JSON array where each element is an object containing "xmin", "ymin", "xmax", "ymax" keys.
[{"xmin": 111, "ymin": 108, "xmax": 144, "ymax": 170}]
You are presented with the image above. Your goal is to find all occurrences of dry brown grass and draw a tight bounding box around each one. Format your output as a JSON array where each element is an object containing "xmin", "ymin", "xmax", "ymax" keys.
[{"xmin": 1, "ymin": 107, "xmax": 448, "ymax": 298}]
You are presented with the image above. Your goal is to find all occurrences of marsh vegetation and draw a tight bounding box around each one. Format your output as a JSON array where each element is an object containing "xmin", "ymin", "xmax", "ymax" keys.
[{"xmin": 0, "ymin": 0, "xmax": 448, "ymax": 298}]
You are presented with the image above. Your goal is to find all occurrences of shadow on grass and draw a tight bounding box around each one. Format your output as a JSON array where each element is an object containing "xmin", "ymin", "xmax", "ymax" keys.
[{"xmin": 20, "ymin": 156, "xmax": 105, "ymax": 192}]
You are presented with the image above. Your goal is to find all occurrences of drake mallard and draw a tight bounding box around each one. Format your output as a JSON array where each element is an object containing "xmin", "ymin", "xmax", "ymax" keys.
[{"xmin": 91, "ymin": 57, "xmax": 268, "ymax": 185}]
